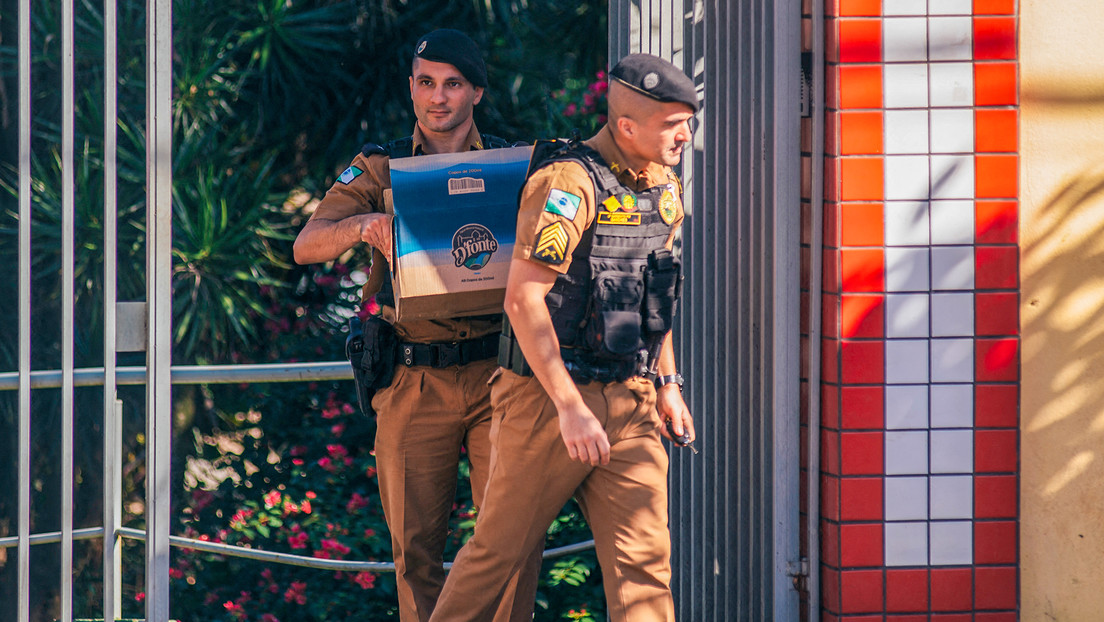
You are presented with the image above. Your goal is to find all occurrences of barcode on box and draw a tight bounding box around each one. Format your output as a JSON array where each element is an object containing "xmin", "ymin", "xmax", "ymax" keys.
[{"xmin": 448, "ymin": 177, "xmax": 486, "ymax": 195}]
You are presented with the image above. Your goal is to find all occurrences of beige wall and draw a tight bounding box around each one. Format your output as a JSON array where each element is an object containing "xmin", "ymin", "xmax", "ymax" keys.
[{"xmin": 1021, "ymin": 1, "xmax": 1104, "ymax": 618}]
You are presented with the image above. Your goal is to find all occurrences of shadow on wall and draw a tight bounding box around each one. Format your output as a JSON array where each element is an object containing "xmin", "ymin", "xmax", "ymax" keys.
[
  {"xmin": 1019, "ymin": 74, "xmax": 1104, "ymax": 615},
  {"xmin": 1020, "ymin": 158, "xmax": 1104, "ymax": 492}
]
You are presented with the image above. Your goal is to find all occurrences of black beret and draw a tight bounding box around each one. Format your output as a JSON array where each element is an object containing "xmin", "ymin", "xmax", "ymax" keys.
[
  {"xmin": 609, "ymin": 53, "xmax": 699, "ymax": 112},
  {"xmin": 414, "ymin": 29, "xmax": 488, "ymax": 88}
]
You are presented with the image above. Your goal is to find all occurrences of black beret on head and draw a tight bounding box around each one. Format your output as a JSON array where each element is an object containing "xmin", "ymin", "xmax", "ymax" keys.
[
  {"xmin": 609, "ymin": 53, "xmax": 699, "ymax": 112},
  {"xmin": 414, "ymin": 29, "xmax": 488, "ymax": 88}
]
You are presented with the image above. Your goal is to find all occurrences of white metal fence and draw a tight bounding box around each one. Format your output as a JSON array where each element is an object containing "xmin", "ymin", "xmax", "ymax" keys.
[{"xmin": 0, "ymin": 2, "xmax": 594, "ymax": 621}]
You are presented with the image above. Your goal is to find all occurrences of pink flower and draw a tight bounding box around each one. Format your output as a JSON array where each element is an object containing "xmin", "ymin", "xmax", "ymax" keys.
[
  {"xmin": 321, "ymin": 538, "xmax": 351, "ymax": 558},
  {"xmin": 330, "ymin": 422, "xmax": 346, "ymax": 437},
  {"xmin": 262, "ymin": 615, "xmax": 280, "ymax": 622},
  {"xmin": 229, "ymin": 508, "xmax": 253, "ymax": 530},
  {"xmin": 353, "ymin": 571, "xmax": 376, "ymax": 590},
  {"xmin": 346, "ymin": 492, "xmax": 371, "ymax": 514},
  {"xmin": 327, "ymin": 444, "xmax": 349, "ymax": 460},
  {"xmin": 301, "ymin": 499, "xmax": 312, "ymax": 514},
  {"xmin": 363, "ymin": 528, "xmax": 376, "ymax": 538},
  {"xmin": 564, "ymin": 103, "xmax": 578, "ymax": 117},
  {"xmin": 365, "ymin": 466, "xmax": 377, "ymax": 478},
  {"xmin": 135, "ymin": 592, "xmax": 145, "ymax": 602},
  {"xmin": 168, "ymin": 567, "xmax": 184, "ymax": 579},
  {"xmin": 364, "ymin": 298, "xmax": 382, "ymax": 316},
  {"xmin": 283, "ymin": 581, "xmax": 308, "ymax": 605},
  {"xmin": 305, "ymin": 491, "xmax": 316, "ymax": 499},
  {"xmin": 287, "ymin": 531, "xmax": 309, "ymax": 550},
  {"xmin": 317, "ymin": 456, "xmax": 336, "ymax": 472},
  {"xmin": 223, "ymin": 600, "xmax": 246, "ymax": 620},
  {"xmin": 264, "ymin": 490, "xmax": 282, "ymax": 508}
]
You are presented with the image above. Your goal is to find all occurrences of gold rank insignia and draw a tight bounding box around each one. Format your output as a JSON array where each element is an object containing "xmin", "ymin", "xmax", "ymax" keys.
[
  {"xmin": 621, "ymin": 194, "xmax": 637, "ymax": 211},
  {"xmin": 658, "ymin": 190, "xmax": 678, "ymax": 224},
  {"xmin": 534, "ymin": 221, "xmax": 569, "ymax": 265},
  {"xmin": 602, "ymin": 196, "xmax": 622, "ymax": 212}
]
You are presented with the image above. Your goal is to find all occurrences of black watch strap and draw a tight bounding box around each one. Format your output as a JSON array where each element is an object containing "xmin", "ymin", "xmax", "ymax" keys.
[{"xmin": 655, "ymin": 373, "xmax": 684, "ymax": 390}]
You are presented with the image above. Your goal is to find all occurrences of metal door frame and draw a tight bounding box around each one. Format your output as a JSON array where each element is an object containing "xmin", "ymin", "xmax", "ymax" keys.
[{"xmin": 609, "ymin": 1, "xmax": 806, "ymax": 619}]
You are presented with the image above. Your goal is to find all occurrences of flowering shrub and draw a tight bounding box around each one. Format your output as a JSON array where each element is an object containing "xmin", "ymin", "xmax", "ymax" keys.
[
  {"xmin": 551, "ymin": 71, "xmax": 610, "ymax": 137},
  {"xmin": 164, "ymin": 260, "xmax": 605, "ymax": 621}
]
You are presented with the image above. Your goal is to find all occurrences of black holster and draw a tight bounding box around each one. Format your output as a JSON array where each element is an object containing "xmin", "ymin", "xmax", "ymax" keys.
[{"xmin": 345, "ymin": 315, "xmax": 398, "ymax": 417}]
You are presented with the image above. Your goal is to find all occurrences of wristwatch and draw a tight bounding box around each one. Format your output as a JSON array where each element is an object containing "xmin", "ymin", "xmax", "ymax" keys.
[{"xmin": 654, "ymin": 373, "xmax": 684, "ymax": 390}]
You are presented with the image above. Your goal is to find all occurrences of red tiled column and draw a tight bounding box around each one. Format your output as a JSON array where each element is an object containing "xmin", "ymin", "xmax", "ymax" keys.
[{"xmin": 817, "ymin": 1, "xmax": 1020, "ymax": 619}]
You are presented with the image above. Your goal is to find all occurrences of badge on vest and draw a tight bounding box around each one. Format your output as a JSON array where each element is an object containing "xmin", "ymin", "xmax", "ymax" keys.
[
  {"xmin": 659, "ymin": 189, "xmax": 678, "ymax": 224},
  {"xmin": 338, "ymin": 165, "xmax": 364, "ymax": 185},
  {"xmin": 534, "ymin": 221, "xmax": 568, "ymax": 265},
  {"xmin": 597, "ymin": 193, "xmax": 641, "ymax": 225}
]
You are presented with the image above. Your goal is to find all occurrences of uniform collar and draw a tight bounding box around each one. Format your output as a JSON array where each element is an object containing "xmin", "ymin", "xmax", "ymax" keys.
[
  {"xmin": 411, "ymin": 123, "xmax": 485, "ymax": 156},
  {"xmin": 584, "ymin": 125, "xmax": 670, "ymax": 190}
]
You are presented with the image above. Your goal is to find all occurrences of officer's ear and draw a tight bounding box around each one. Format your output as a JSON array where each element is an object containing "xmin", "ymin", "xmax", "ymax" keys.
[
  {"xmin": 616, "ymin": 115, "xmax": 637, "ymax": 140},
  {"xmin": 472, "ymin": 85, "xmax": 484, "ymax": 106}
]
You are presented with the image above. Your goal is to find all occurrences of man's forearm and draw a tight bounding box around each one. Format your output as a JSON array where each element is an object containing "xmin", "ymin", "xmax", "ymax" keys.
[
  {"xmin": 293, "ymin": 217, "xmax": 365, "ymax": 265},
  {"xmin": 655, "ymin": 332, "xmax": 677, "ymax": 377},
  {"xmin": 504, "ymin": 289, "xmax": 585, "ymax": 412}
]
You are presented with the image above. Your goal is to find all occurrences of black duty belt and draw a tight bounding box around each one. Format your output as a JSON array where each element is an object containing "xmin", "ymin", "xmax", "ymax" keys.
[
  {"xmin": 398, "ymin": 333, "xmax": 500, "ymax": 368},
  {"xmin": 501, "ymin": 335, "xmax": 640, "ymax": 384}
]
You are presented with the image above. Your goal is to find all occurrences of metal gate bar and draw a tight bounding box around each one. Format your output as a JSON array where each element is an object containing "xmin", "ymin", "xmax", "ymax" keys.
[
  {"xmin": 61, "ymin": 0, "xmax": 77, "ymax": 617},
  {"xmin": 145, "ymin": 0, "xmax": 174, "ymax": 617},
  {"xmin": 16, "ymin": 0, "xmax": 32, "ymax": 619},
  {"xmin": 103, "ymin": 0, "xmax": 123, "ymax": 618}
]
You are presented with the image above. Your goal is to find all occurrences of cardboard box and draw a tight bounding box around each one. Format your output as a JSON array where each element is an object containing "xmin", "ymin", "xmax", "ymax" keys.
[{"xmin": 389, "ymin": 145, "xmax": 533, "ymax": 320}]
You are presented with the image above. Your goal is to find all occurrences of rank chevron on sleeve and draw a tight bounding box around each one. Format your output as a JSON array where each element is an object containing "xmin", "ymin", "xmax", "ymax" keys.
[{"xmin": 534, "ymin": 221, "xmax": 569, "ymax": 265}]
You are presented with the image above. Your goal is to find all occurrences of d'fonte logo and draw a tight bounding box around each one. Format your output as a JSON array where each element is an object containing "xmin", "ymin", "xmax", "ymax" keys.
[{"xmin": 452, "ymin": 224, "xmax": 499, "ymax": 270}]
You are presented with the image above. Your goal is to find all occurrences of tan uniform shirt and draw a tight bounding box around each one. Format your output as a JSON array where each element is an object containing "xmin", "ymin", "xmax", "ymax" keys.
[
  {"xmin": 513, "ymin": 125, "xmax": 685, "ymax": 271},
  {"xmin": 308, "ymin": 124, "xmax": 504, "ymax": 343}
]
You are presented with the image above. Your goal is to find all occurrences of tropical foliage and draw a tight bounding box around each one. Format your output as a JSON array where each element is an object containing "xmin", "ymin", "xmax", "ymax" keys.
[{"xmin": 0, "ymin": 0, "xmax": 608, "ymax": 619}]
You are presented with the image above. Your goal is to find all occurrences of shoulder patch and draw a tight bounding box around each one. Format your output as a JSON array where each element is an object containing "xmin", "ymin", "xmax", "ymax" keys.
[
  {"xmin": 533, "ymin": 221, "xmax": 569, "ymax": 265},
  {"xmin": 338, "ymin": 166, "xmax": 364, "ymax": 185},
  {"xmin": 544, "ymin": 189, "xmax": 582, "ymax": 220}
]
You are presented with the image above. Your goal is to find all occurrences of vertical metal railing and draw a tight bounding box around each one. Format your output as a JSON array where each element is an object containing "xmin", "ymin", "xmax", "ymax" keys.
[
  {"xmin": 146, "ymin": 0, "xmax": 175, "ymax": 618},
  {"xmin": 16, "ymin": 0, "xmax": 33, "ymax": 619},
  {"xmin": 60, "ymin": 0, "xmax": 77, "ymax": 617},
  {"xmin": 103, "ymin": 0, "xmax": 123, "ymax": 616}
]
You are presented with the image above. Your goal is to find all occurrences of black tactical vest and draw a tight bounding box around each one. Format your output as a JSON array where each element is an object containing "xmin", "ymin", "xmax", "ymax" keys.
[
  {"xmin": 533, "ymin": 141, "xmax": 683, "ymax": 377},
  {"xmin": 360, "ymin": 133, "xmax": 520, "ymax": 309}
]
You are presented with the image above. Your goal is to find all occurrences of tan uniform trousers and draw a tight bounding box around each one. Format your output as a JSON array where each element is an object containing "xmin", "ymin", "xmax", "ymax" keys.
[
  {"xmin": 372, "ymin": 358, "xmax": 543, "ymax": 622},
  {"xmin": 428, "ymin": 370, "xmax": 675, "ymax": 622}
]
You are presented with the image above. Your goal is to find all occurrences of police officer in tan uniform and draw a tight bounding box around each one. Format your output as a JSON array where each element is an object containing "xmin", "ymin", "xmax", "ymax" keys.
[
  {"xmin": 427, "ymin": 53, "xmax": 698, "ymax": 622},
  {"xmin": 292, "ymin": 29, "xmax": 540, "ymax": 622}
]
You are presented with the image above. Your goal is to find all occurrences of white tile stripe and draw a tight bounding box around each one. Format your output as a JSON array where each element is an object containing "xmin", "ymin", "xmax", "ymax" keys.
[{"xmin": 881, "ymin": 7, "xmax": 977, "ymax": 569}]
